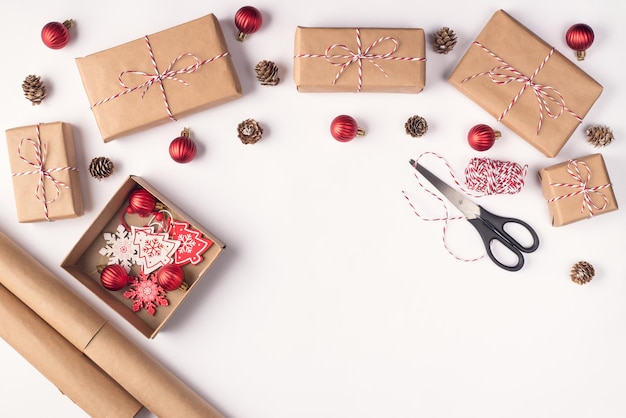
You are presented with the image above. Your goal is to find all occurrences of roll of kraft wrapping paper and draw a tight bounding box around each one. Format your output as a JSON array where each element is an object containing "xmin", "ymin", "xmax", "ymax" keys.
[
  {"xmin": 0, "ymin": 284, "xmax": 142, "ymax": 418},
  {"xmin": 0, "ymin": 230, "xmax": 223, "ymax": 418}
]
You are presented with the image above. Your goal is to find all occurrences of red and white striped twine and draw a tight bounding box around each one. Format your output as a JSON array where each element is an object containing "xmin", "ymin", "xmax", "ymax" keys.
[
  {"xmin": 91, "ymin": 36, "xmax": 230, "ymax": 121},
  {"xmin": 294, "ymin": 28, "xmax": 426, "ymax": 92},
  {"xmin": 548, "ymin": 159, "xmax": 610, "ymax": 217},
  {"xmin": 461, "ymin": 41, "xmax": 582, "ymax": 135},
  {"xmin": 464, "ymin": 157, "xmax": 528, "ymax": 195},
  {"xmin": 11, "ymin": 124, "xmax": 78, "ymax": 221}
]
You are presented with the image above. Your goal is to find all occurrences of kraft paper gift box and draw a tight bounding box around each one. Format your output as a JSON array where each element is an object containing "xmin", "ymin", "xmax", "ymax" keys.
[
  {"xmin": 293, "ymin": 27, "xmax": 426, "ymax": 92},
  {"xmin": 62, "ymin": 176, "xmax": 225, "ymax": 338},
  {"xmin": 5, "ymin": 122, "xmax": 83, "ymax": 222},
  {"xmin": 0, "ymin": 230, "xmax": 224, "ymax": 417},
  {"xmin": 449, "ymin": 10, "xmax": 603, "ymax": 158},
  {"xmin": 76, "ymin": 14, "xmax": 242, "ymax": 142},
  {"xmin": 539, "ymin": 153, "xmax": 618, "ymax": 226}
]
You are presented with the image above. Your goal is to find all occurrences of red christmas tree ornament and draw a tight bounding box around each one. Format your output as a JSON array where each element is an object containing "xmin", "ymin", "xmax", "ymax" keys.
[
  {"xmin": 100, "ymin": 264, "xmax": 130, "ymax": 291},
  {"xmin": 155, "ymin": 264, "xmax": 186, "ymax": 291},
  {"xmin": 234, "ymin": 6, "xmax": 262, "ymax": 41},
  {"xmin": 41, "ymin": 19, "xmax": 74, "ymax": 49},
  {"xmin": 566, "ymin": 23, "xmax": 594, "ymax": 61},
  {"xmin": 169, "ymin": 127, "xmax": 197, "ymax": 163},
  {"xmin": 330, "ymin": 115, "xmax": 366, "ymax": 143},
  {"xmin": 468, "ymin": 124, "xmax": 501, "ymax": 151}
]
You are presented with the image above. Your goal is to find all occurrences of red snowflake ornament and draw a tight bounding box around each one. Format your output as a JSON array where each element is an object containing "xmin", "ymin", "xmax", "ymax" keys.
[
  {"xmin": 124, "ymin": 272, "xmax": 169, "ymax": 316},
  {"xmin": 168, "ymin": 221, "xmax": 214, "ymax": 265},
  {"xmin": 132, "ymin": 226, "xmax": 180, "ymax": 274}
]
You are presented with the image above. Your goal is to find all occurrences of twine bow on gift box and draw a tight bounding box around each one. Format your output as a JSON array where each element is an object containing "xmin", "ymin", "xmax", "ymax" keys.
[
  {"xmin": 547, "ymin": 159, "xmax": 610, "ymax": 218},
  {"xmin": 91, "ymin": 35, "xmax": 230, "ymax": 121},
  {"xmin": 11, "ymin": 124, "xmax": 78, "ymax": 221},
  {"xmin": 294, "ymin": 28, "xmax": 426, "ymax": 92},
  {"xmin": 462, "ymin": 41, "xmax": 583, "ymax": 135}
]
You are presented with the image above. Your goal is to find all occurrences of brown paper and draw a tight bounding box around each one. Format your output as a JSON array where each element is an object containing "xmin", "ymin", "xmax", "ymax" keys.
[
  {"xmin": 449, "ymin": 10, "xmax": 603, "ymax": 157},
  {"xmin": 0, "ymin": 284, "xmax": 142, "ymax": 418},
  {"xmin": 0, "ymin": 230, "xmax": 224, "ymax": 418},
  {"xmin": 539, "ymin": 153, "xmax": 618, "ymax": 226},
  {"xmin": 76, "ymin": 14, "xmax": 242, "ymax": 142},
  {"xmin": 294, "ymin": 27, "xmax": 425, "ymax": 93},
  {"xmin": 62, "ymin": 176, "xmax": 226, "ymax": 338},
  {"xmin": 5, "ymin": 122, "xmax": 83, "ymax": 222}
]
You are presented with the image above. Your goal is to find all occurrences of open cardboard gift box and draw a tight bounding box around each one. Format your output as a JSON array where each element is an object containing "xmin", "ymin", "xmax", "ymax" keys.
[{"xmin": 62, "ymin": 176, "xmax": 225, "ymax": 338}]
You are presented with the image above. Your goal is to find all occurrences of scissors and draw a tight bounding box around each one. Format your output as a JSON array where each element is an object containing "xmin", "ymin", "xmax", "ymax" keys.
[{"xmin": 409, "ymin": 159, "xmax": 539, "ymax": 271}]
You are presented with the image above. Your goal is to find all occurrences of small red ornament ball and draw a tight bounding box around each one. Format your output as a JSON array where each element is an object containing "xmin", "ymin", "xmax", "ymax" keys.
[
  {"xmin": 127, "ymin": 189, "xmax": 157, "ymax": 216},
  {"xmin": 155, "ymin": 264, "xmax": 185, "ymax": 291},
  {"xmin": 41, "ymin": 19, "xmax": 74, "ymax": 49},
  {"xmin": 468, "ymin": 124, "xmax": 501, "ymax": 151},
  {"xmin": 566, "ymin": 23, "xmax": 594, "ymax": 61},
  {"xmin": 169, "ymin": 128, "xmax": 197, "ymax": 163},
  {"xmin": 234, "ymin": 6, "xmax": 262, "ymax": 41},
  {"xmin": 100, "ymin": 264, "xmax": 130, "ymax": 291},
  {"xmin": 330, "ymin": 115, "xmax": 366, "ymax": 142}
]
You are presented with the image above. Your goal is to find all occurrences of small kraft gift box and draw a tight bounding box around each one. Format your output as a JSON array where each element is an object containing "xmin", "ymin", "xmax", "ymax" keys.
[
  {"xmin": 294, "ymin": 26, "xmax": 426, "ymax": 93},
  {"xmin": 5, "ymin": 122, "xmax": 83, "ymax": 222},
  {"xmin": 76, "ymin": 14, "xmax": 242, "ymax": 142},
  {"xmin": 449, "ymin": 10, "xmax": 603, "ymax": 158},
  {"xmin": 539, "ymin": 153, "xmax": 618, "ymax": 226},
  {"xmin": 62, "ymin": 176, "xmax": 225, "ymax": 338}
]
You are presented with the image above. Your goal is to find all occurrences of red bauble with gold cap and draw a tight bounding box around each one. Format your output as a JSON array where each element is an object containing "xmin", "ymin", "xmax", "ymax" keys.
[
  {"xmin": 467, "ymin": 124, "xmax": 501, "ymax": 151},
  {"xmin": 566, "ymin": 23, "xmax": 594, "ymax": 61},
  {"xmin": 330, "ymin": 115, "xmax": 366, "ymax": 142},
  {"xmin": 127, "ymin": 189, "xmax": 157, "ymax": 216},
  {"xmin": 234, "ymin": 6, "xmax": 262, "ymax": 41},
  {"xmin": 100, "ymin": 264, "xmax": 130, "ymax": 291},
  {"xmin": 41, "ymin": 19, "xmax": 74, "ymax": 49},
  {"xmin": 169, "ymin": 128, "xmax": 197, "ymax": 163},
  {"xmin": 155, "ymin": 264, "xmax": 185, "ymax": 291}
]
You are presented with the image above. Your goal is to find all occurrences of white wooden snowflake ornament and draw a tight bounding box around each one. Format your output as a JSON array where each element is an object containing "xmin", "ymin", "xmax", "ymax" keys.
[{"xmin": 98, "ymin": 224, "xmax": 138, "ymax": 272}]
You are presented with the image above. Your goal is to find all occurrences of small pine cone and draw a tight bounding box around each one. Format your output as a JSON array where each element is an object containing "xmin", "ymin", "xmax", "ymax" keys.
[
  {"xmin": 255, "ymin": 60, "xmax": 280, "ymax": 86},
  {"xmin": 586, "ymin": 125, "xmax": 614, "ymax": 147},
  {"xmin": 570, "ymin": 261, "xmax": 595, "ymax": 285},
  {"xmin": 433, "ymin": 27, "xmax": 457, "ymax": 54},
  {"xmin": 238, "ymin": 119, "xmax": 263, "ymax": 144},
  {"xmin": 405, "ymin": 115, "xmax": 428, "ymax": 137},
  {"xmin": 89, "ymin": 157, "xmax": 114, "ymax": 180},
  {"xmin": 22, "ymin": 74, "xmax": 47, "ymax": 105}
]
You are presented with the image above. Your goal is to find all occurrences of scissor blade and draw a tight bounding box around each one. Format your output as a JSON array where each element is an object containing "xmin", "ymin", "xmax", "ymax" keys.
[{"xmin": 409, "ymin": 160, "xmax": 481, "ymax": 219}]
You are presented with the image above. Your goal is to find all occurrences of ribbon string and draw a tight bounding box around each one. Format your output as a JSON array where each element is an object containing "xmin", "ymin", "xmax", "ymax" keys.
[
  {"xmin": 91, "ymin": 36, "xmax": 230, "ymax": 120},
  {"xmin": 547, "ymin": 159, "xmax": 610, "ymax": 217},
  {"xmin": 461, "ymin": 41, "xmax": 582, "ymax": 135},
  {"xmin": 11, "ymin": 124, "xmax": 78, "ymax": 221},
  {"xmin": 294, "ymin": 28, "xmax": 425, "ymax": 92}
]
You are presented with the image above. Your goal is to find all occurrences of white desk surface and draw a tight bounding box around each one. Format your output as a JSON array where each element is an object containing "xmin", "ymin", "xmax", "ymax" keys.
[{"xmin": 1, "ymin": 1, "xmax": 625, "ymax": 417}]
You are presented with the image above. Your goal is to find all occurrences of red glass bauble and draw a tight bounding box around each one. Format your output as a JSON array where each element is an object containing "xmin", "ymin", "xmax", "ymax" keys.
[
  {"xmin": 155, "ymin": 264, "xmax": 185, "ymax": 291},
  {"xmin": 566, "ymin": 23, "xmax": 594, "ymax": 61},
  {"xmin": 234, "ymin": 6, "xmax": 262, "ymax": 41},
  {"xmin": 100, "ymin": 264, "xmax": 130, "ymax": 291},
  {"xmin": 41, "ymin": 19, "xmax": 73, "ymax": 49},
  {"xmin": 169, "ymin": 128, "xmax": 197, "ymax": 163},
  {"xmin": 330, "ymin": 115, "xmax": 366, "ymax": 142},
  {"xmin": 127, "ymin": 189, "xmax": 157, "ymax": 216},
  {"xmin": 468, "ymin": 124, "xmax": 501, "ymax": 151}
]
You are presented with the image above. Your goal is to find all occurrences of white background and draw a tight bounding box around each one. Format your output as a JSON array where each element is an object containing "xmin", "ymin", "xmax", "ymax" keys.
[{"xmin": 1, "ymin": 1, "xmax": 625, "ymax": 417}]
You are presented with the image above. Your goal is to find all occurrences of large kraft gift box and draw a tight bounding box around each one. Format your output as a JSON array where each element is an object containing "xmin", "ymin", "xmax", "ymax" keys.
[
  {"xmin": 76, "ymin": 14, "xmax": 242, "ymax": 142},
  {"xmin": 449, "ymin": 10, "xmax": 603, "ymax": 158},
  {"xmin": 293, "ymin": 27, "xmax": 426, "ymax": 92},
  {"xmin": 5, "ymin": 122, "xmax": 83, "ymax": 222},
  {"xmin": 0, "ymin": 230, "xmax": 224, "ymax": 417},
  {"xmin": 62, "ymin": 176, "xmax": 225, "ymax": 338},
  {"xmin": 539, "ymin": 153, "xmax": 618, "ymax": 226}
]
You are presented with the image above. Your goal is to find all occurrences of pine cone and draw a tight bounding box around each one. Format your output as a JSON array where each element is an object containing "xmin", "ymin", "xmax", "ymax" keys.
[
  {"xmin": 570, "ymin": 261, "xmax": 595, "ymax": 285},
  {"xmin": 586, "ymin": 125, "xmax": 614, "ymax": 147},
  {"xmin": 255, "ymin": 60, "xmax": 280, "ymax": 86},
  {"xmin": 89, "ymin": 157, "xmax": 114, "ymax": 180},
  {"xmin": 433, "ymin": 27, "xmax": 457, "ymax": 54},
  {"xmin": 237, "ymin": 119, "xmax": 263, "ymax": 144},
  {"xmin": 22, "ymin": 74, "xmax": 47, "ymax": 105},
  {"xmin": 405, "ymin": 115, "xmax": 428, "ymax": 137}
]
